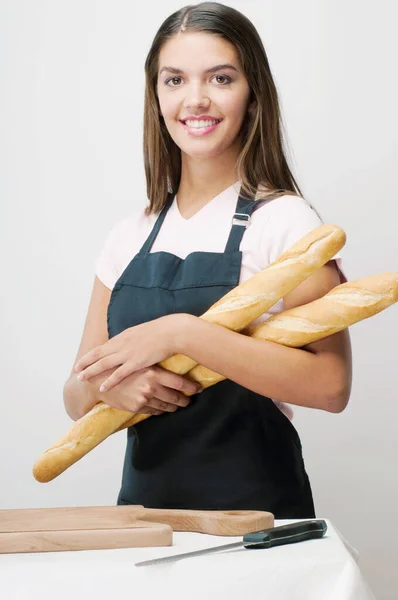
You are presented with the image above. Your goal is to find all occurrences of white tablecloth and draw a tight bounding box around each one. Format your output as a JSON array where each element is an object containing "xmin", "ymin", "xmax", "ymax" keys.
[{"xmin": 0, "ymin": 519, "xmax": 375, "ymax": 600}]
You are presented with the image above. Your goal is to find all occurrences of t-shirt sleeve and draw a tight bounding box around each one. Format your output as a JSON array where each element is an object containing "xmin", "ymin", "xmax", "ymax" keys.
[
  {"xmin": 263, "ymin": 196, "xmax": 347, "ymax": 283},
  {"xmin": 94, "ymin": 221, "xmax": 123, "ymax": 290}
]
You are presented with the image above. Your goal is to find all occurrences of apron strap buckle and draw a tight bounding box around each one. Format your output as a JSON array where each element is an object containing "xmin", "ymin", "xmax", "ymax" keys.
[{"xmin": 232, "ymin": 213, "xmax": 251, "ymax": 228}]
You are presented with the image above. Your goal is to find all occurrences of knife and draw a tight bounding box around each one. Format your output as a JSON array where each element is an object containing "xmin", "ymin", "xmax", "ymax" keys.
[{"xmin": 135, "ymin": 519, "xmax": 327, "ymax": 567}]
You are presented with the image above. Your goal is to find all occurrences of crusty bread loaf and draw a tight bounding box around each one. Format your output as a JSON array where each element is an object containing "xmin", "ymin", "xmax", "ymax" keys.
[
  {"xmin": 32, "ymin": 404, "xmax": 144, "ymax": 482},
  {"xmin": 184, "ymin": 273, "xmax": 398, "ymax": 389},
  {"xmin": 247, "ymin": 272, "xmax": 398, "ymax": 345},
  {"xmin": 32, "ymin": 224, "xmax": 345, "ymax": 482},
  {"xmin": 159, "ymin": 223, "xmax": 346, "ymax": 374}
]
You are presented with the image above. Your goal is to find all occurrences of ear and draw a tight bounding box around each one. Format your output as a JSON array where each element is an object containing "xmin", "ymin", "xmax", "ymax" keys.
[
  {"xmin": 248, "ymin": 99, "xmax": 256, "ymax": 113},
  {"xmin": 246, "ymin": 103, "xmax": 256, "ymax": 124}
]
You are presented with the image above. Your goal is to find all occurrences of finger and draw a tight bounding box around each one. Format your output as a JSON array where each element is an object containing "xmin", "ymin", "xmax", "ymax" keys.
[
  {"xmin": 77, "ymin": 355, "xmax": 120, "ymax": 382},
  {"xmin": 153, "ymin": 367, "xmax": 202, "ymax": 396},
  {"xmin": 74, "ymin": 335, "xmax": 123, "ymax": 372},
  {"xmin": 154, "ymin": 385, "xmax": 191, "ymax": 409},
  {"xmin": 137, "ymin": 405, "xmax": 163, "ymax": 416},
  {"xmin": 74, "ymin": 346, "xmax": 106, "ymax": 372},
  {"xmin": 148, "ymin": 397, "xmax": 178, "ymax": 413},
  {"xmin": 98, "ymin": 362, "xmax": 138, "ymax": 392}
]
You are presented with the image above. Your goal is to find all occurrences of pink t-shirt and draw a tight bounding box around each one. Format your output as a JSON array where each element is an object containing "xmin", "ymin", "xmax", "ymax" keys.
[{"xmin": 95, "ymin": 182, "xmax": 346, "ymax": 419}]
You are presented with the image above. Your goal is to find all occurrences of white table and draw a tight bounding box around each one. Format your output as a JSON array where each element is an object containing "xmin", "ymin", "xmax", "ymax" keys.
[{"xmin": 0, "ymin": 519, "xmax": 375, "ymax": 600}]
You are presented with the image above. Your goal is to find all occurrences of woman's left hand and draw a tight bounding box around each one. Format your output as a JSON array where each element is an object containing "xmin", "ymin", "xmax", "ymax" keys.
[{"xmin": 74, "ymin": 314, "xmax": 187, "ymax": 392}]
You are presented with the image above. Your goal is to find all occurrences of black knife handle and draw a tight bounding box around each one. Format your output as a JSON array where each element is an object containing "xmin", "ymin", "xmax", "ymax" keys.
[{"xmin": 242, "ymin": 519, "xmax": 327, "ymax": 549}]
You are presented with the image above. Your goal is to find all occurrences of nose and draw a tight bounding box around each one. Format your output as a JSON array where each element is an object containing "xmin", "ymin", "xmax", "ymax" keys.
[{"xmin": 183, "ymin": 81, "xmax": 210, "ymax": 111}]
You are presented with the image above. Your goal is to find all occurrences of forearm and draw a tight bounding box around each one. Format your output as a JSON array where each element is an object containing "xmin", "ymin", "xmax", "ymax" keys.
[{"xmin": 177, "ymin": 314, "xmax": 350, "ymax": 412}]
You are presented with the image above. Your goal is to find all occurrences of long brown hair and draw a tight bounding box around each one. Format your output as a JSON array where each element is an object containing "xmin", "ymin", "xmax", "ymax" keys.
[{"xmin": 144, "ymin": 2, "xmax": 304, "ymax": 214}]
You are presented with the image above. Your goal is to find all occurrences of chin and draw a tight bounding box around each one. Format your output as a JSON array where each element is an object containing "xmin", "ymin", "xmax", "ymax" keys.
[
  {"xmin": 181, "ymin": 147, "xmax": 223, "ymax": 160},
  {"xmin": 178, "ymin": 139, "xmax": 236, "ymax": 161}
]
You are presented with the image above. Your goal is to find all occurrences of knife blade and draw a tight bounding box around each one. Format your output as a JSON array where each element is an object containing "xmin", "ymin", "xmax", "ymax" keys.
[{"xmin": 135, "ymin": 519, "xmax": 327, "ymax": 567}]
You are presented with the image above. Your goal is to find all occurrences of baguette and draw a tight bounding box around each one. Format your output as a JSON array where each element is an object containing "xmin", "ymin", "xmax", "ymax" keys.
[
  {"xmin": 32, "ymin": 224, "xmax": 345, "ymax": 482},
  {"xmin": 32, "ymin": 404, "xmax": 143, "ymax": 483},
  {"xmin": 182, "ymin": 273, "xmax": 398, "ymax": 389}
]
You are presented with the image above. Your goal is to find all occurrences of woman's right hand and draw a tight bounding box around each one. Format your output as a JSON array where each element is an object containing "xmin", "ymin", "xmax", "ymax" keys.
[
  {"xmin": 95, "ymin": 365, "xmax": 202, "ymax": 416},
  {"xmin": 63, "ymin": 277, "xmax": 202, "ymax": 421}
]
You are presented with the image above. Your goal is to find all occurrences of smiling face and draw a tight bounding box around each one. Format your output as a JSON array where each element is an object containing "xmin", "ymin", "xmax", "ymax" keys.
[{"xmin": 156, "ymin": 32, "xmax": 252, "ymax": 161}]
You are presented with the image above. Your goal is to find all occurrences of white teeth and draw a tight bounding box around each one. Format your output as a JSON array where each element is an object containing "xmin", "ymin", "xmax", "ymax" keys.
[{"xmin": 184, "ymin": 119, "xmax": 219, "ymax": 128}]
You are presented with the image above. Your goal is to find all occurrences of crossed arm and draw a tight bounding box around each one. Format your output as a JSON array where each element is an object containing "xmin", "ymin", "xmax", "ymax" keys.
[{"xmin": 64, "ymin": 261, "xmax": 352, "ymax": 420}]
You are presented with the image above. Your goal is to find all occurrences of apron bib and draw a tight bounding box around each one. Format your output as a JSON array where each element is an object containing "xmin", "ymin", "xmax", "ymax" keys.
[{"xmin": 107, "ymin": 189, "xmax": 315, "ymax": 518}]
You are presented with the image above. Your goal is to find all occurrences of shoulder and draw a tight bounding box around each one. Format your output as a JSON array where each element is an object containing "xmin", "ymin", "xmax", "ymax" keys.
[
  {"xmin": 100, "ymin": 206, "xmax": 157, "ymax": 251},
  {"xmin": 253, "ymin": 193, "xmax": 322, "ymax": 225},
  {"xmin": 250, "ymin": 193, "xmax": 324, "ymax": 238},
  {"xmin": 108, "ymin": 205, "xmax": 156, "ymax": 236},
  {"xmin": 248, "ymin": 193, "xmax": 345, "ymax": 280},
  {"xmin": 94, "ymin": 205, "xmax": 157, "ymax": 289},
  {"xmin": 248, "ymin": 194, "xmax": 325, "ymax": 264}
]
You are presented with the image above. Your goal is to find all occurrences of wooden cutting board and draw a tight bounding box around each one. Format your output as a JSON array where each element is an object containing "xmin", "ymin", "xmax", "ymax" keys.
[{"xmin": 0, "ymin": 506, "xmax": 274, "ymax": 554}]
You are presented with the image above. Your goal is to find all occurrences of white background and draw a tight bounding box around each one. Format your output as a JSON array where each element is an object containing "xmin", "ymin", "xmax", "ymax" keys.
[{"xmin": 1, "ymin": 1, "xmax": 397, "ymax": 598}]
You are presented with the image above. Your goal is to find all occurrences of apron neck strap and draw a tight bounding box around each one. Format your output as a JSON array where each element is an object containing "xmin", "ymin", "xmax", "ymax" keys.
[
  {"xmin": 139, "ymin": 194, "xmax": 174, "ymax": 255},
  {"xmin": 224, "ymin": 189, "xmax": 258, "ymax": 253}
]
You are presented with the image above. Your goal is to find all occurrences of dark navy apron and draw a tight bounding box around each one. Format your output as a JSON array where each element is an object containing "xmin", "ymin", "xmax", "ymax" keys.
[{"xmin": 107, "ymin": 188, "xmax": 315, "ymax": 518}]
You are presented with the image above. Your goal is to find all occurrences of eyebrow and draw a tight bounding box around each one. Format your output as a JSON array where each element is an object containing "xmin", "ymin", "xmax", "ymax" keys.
[{"xmin": 159, "ymin": 64, "xmax": 238, "ymax": 75}]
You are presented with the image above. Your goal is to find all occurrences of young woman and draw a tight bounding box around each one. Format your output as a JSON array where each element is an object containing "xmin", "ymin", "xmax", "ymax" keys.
[{"xmin": 64, "ymin": 2, "xmax": 352, "ymax": 517}]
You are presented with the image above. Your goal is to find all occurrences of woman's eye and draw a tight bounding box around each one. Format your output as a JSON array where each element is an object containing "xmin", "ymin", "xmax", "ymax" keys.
[
  {"xmin": 212, "ymin": 75, "xmax": 231, "ymax": 84},
  {"xmin": 165, "ymin": 77, "xmax": 182, "ymax": 86},
  {"xmin": 164, "ymin": 74, "xmax": 231, "ymax": 86}
]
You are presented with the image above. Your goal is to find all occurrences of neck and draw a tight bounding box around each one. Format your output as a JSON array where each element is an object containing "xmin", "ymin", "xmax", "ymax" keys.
[{"xmin": 177, "ymin": 143, "xmax": 241, "ymax": 214}]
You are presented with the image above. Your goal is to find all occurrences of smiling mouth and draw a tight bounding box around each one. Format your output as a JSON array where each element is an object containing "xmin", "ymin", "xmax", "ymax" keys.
[{"xmin": 180, "ymin": 118, "xmax": 222, "ymax": 129}]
